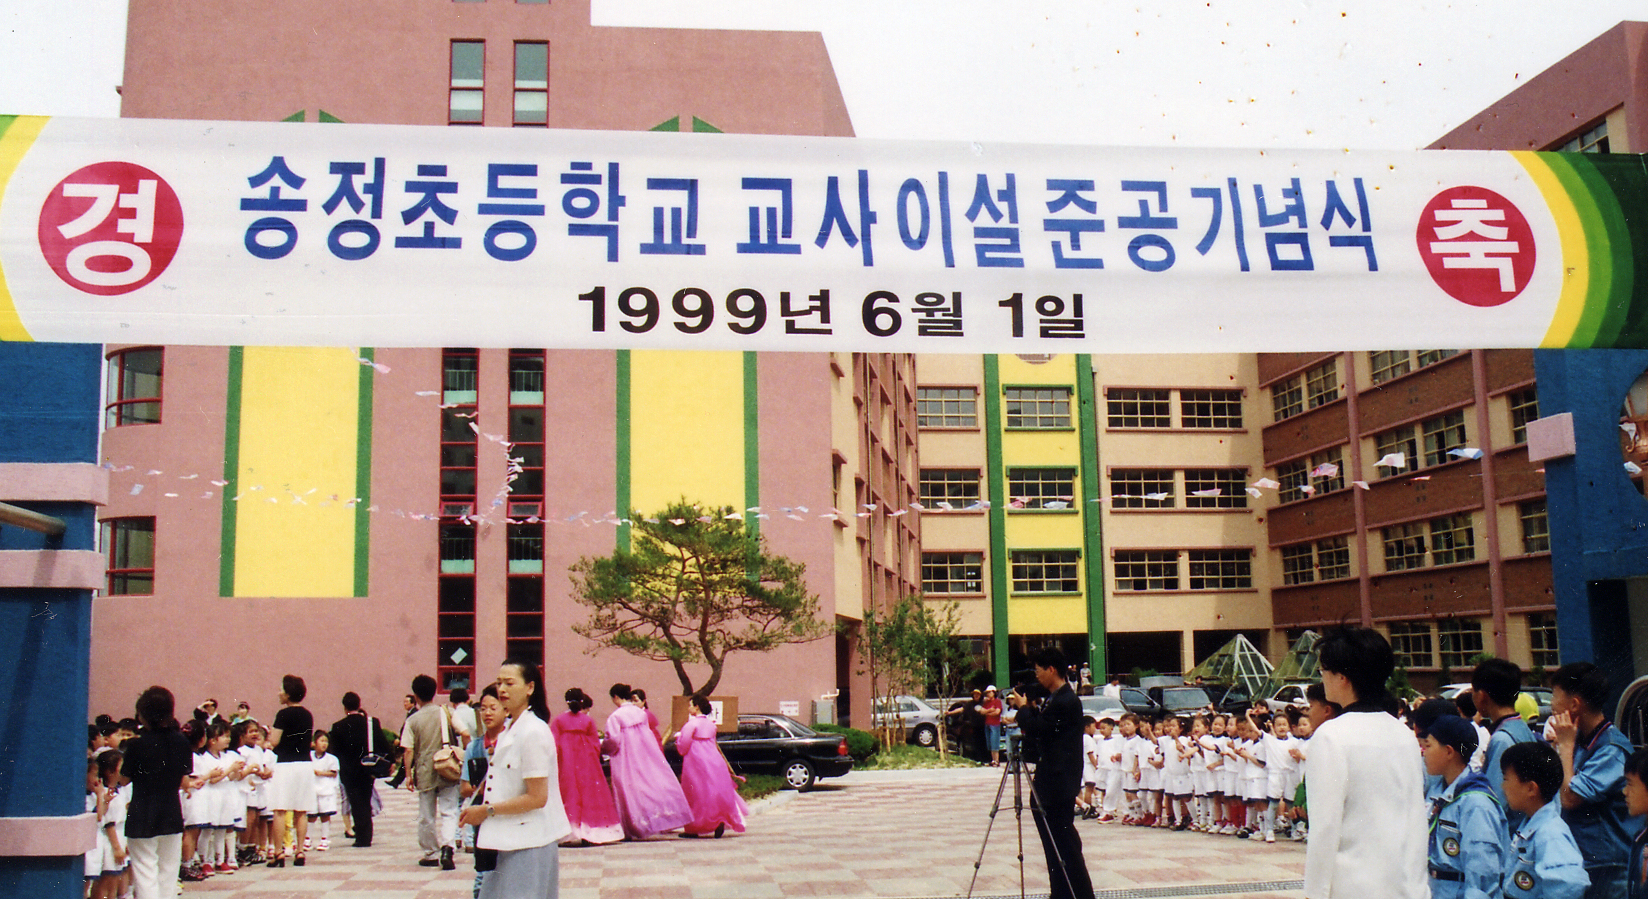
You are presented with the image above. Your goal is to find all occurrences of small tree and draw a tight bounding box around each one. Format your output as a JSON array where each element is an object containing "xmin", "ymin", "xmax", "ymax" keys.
[
  {"xmin": 861, "ymin": 593, "xmax": 964, "ymax": 750},
  {"xmin": 570, "ymin": 500, "xmax": 835, "ymax": 696}
]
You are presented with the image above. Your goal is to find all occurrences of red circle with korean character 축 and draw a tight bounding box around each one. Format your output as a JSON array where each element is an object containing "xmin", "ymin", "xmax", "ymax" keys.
[
  {"xmin": 1416, "ymin": 186, "xmax": 1536, "ymax": 307},
  {"xmin": 37, "ymin": 162, "xmax": 184, "ymax": 296}
]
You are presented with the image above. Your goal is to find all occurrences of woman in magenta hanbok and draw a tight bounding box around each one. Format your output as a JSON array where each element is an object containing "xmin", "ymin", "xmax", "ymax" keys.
[
  {"xmin": 675, "ymin": 695, "xmax": 748, "ymax": 838},
  {"xmin": 601, "ymin": 684, "xmax": 692, "ymax": 840},
  {"xmin": 550, "ymin": 688, "xmax": 624, "ymax": 846}
]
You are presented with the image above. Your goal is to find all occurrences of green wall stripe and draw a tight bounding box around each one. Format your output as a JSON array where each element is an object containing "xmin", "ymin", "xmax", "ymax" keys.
[
  {"xmin": 218, "ymin": 346, "xmax": 244, "ymax": 596},
  {"xmin": 982, "ymin": 355, "xmax": 1010, "ymax": 686},
  {"xmin": 615, "ymin": 350, "xmax": 631, "ymax": 553},
  {"xmin": 743, "ymin": 352, "xmax": 759, "ymax": 542},
  {"xmin": 353, "ymin": 347, "xmax": 374, "ymax": 597},
  {"xmin": 1074, "ymin": 354, "xmax": 1107, "ymax": 679}
]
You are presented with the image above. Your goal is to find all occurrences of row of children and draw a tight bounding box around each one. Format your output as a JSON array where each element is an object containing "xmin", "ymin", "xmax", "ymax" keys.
[
  {"xmin": 1075, "ymin": 694, "xmax": 1325, "ymax": 844},
  {"xmin": 85, "ymin": 714, "xmax": 345, "ymax": 893}
]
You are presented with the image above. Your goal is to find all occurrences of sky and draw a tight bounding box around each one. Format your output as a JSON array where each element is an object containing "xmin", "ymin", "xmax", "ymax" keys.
[{"xmin": 2, "ymin": 1, "xmax": 1645, "ymax": 151}]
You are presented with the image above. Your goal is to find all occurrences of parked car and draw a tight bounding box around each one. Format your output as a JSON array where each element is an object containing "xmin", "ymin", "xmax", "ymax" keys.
[
  {"xmin": 1202, "ymin": 683, "xmax": 1255, "ymax": 715},
  {"xmin": 1264, "ymin": 683, "xmax": 1312, "ymax": 715},
  {"xmin": 872, "ymin": 694, "xmax": 943, "ymax": 748},
  {"xmin": 1149, "ymin": 685, "xmax": 1215, "ymax": 715},
  {"xmin": 1079, "ymin": 694, "xmax": 1127, "ymax": 721},
  {"xmin": 663, "ymin": 713, "xmax": 852, "ymax": 791},
  {"xmin": 1441, "ymin": 683, "xmax": 1554, "ymax": 728},
  {"xmin": 1119, "ymin": 686, "xmax": 1162, "ymax": 716}
]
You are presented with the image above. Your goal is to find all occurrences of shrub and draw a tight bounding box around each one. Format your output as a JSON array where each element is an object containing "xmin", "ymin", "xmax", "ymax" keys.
[
  {"xmin": 812, "ymin": 723, "xmax": 879, "ymax": 763},
  {"xmin": 737, "ymin": 774, "xmax": 785, "ymax": 802}
]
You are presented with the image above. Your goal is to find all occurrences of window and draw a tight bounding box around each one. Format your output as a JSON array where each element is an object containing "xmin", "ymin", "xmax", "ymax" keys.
[
  {"xmin": 509, "ymin": 349, "xmax": 545, "ymax": 403},
  {"xmin": 1277, "ymin": 458, "xmax": 1310, "ymax": 503},
  {"xmin": 513, "ymin": 42, "xmax": 548, "ymax": 126},
  {"xmin": 1179, "ymin": 389, "xmax": 1243, "ymax": 429},
  {"xmin": 103, "ymin": 517, "xmax": 155, "ymax": 595},
  {"xmin": 1375, "ymin": 425, "xmax": 1419, "ymax": 477},
  {"xmin": 1281, "ymin": 545, "xmax": 1315, "ymax": 585},
  {"xmin": 1560, "ymin": 120, "xmax": 1609, "ymax": 154},
  {"xmin": 449, "ymin": 41, "xmax": 485, "ymax": 125},
  {"xmin": 916, "ymin": 387, "xmax": 977, "ymax": 428},
  {"xmin": 1184, "ymin": 469, "xmax": 1247, "ymax": 508},
  {"xmin": 1305, "ymin": 360, "xmax": 1339, "ymax": 409},
  {"xmin": 441, "ymin": 407, "xmax": 478, "ymax": 500},
  {"xmin": 1437, "ymin": 618, "xmax": 1484, "ymax": 670},
  {"xmin": 1416, "ymin": 349, "xmax": 1460, "ymax": 367},
  {"xmin": 1110, "ymin": 469, "xmax": 1174, "ymax": 509},
  {"xmin": 1421, "ymin": 410, "xmax": 1468, "ymax": 467},
  {"xmin": 1383, "ymin": 522, "xmax": 1426, "ymax": 571},
  {"xmin": 1429, "ymin": 513, "xmax": 1476, "ymax": 566},
  {"xmin": 919, "ymin": 470, "xmax": 981, "ymax": 509},
  {"xmin": 506, "ymin": 576, "xmax": 544, "ymax": 668},
  {"xmin": 1309, "ymin": 447, "xmax": 1344, "ymax": 494},
  {"xmin": 1106, "ymin": 388, "xmax": 1171, "ymax": 428},
  {"xmin": 1114, "ymin": 550, "xmax": 1178, "ymax": 591},
  {"xmin": 1509, "ymin": 388, "xmax": 1538, "ymax": 445},
  {"xmin": 1007, "ymin": 468, "xmax": 1076, "ymax": 509},
  {"xmin": 506, "ymin": 521, "xmax": 543, "ymax": 574},
  {"xmin": 1528, "ymin": 613, "xmax": 1560, "ymax": 668},
  {"xmin": 1188, "ymin": 549, "xmax": 1251, "ymax": 590},
  {"xmin": 1519, "ymin": 500, "xmax": 1549, "ymax": 554},
  {"xmin": 1005, "ymin": 387, "xmax": 1072, "ymax": 429},
  {"xmin": 1316, "ymin": 536, "xmax": 1350, "ymax": 580},
  {"xmin": 1369, "ymin": 351, "xmax": 1412, "ymax": 385},
  {"xmin": 437, "ymin": 576, "xmax": 476, "ymax": 691},
  {"xmin": 1271, "ymin": 374, "xmax": 1304, "ymax": 421},
  {"xmin": 105, "ymin": 348, "xmax": 162, "ymax": 427},
  {"xmin": 923, "ymin": 552, "xmax": 983, "ymax": 595},
  {"xmin": 443, "ymin": 348, "xmax": 478, "ymax": 403},
  {"xmin": 508, "ymin": 407, "xmax": 545, "ymax": 498},
  {"xmin": 440, "ymin": 522, "xmax": 476, "ymax": 574},
  {"xmin": 1011, "ymin": 550, "xmax": 1080, "ymax": 594},
  {"xmin": 1388, "ymin": 621, "xmax": 1434, "ymax": 669}
]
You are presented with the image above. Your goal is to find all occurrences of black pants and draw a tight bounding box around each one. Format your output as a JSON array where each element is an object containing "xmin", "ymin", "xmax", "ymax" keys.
[
  {"xmin": 1030, "ymin": 777, "xmax": 1093, "ymax": 899},
  {"xmin": 341, "ymin": 773, "xmax": 374, "ymax": 846}
]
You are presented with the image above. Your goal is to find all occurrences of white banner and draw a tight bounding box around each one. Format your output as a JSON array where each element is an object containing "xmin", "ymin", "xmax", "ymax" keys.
[{"xmin": 0, "ymin": 115, "xmax": 1579, "ymax": 351}]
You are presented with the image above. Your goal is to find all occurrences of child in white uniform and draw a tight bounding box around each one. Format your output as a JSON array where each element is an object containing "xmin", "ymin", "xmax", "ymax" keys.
[
  {"xmin": 1139, "ymin": 719, "xmax": 1165, "ymax": 826},
  {"xmin": 1160, "ymin": 716, "xmax": 1193, "ymax": 829},
  {"xmin": 308, "ymin": 730, "xmax": 341, "ymax": 851},
  {"xmin": 1260, "ymin": 713, "xmax": 1298, "ymax": 843}
]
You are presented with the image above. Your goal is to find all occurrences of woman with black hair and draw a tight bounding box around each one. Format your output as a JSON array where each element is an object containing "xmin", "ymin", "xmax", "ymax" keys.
[
  {"xmin": 601, "ymin": 683, "xmax": 692, "ymax": 839},
  {"xmin": 551, "ymin": 688, "xmax": 623, "ymax": 845},
  {"xmin": 266, "ymin": 674, "xmax": 316, "ymax": 867},
  {"xmin": 1302, "ymin": 627, "xmax": 1427, "ymax": 898},
  {"xmin": 122, "ymin": 686, "xmax": 193, "ymax": 899},
  {"xmin": 458, "ymin": 658, "xmax": 570, "ymax": 899},
  {"xmin": 676, "ymin": 695, "xmax": 747, "ymax": 838}
]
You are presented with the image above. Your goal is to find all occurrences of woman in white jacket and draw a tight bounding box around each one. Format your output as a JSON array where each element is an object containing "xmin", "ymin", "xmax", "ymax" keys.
[
  {"xmin": 459, "ymin": 659, "xmax": 572, "ymax": 899},
  {"xmin": 1303, "ymin": 627, "xmax": 1428, "ymax": 899}
]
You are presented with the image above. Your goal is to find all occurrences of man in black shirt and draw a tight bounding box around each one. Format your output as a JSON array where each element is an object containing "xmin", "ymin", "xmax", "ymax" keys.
[
  {"xmin": 1007, "ymin": 648, "xmax": 1094, "ymax": 899},
  {"xmin": 329, "ymin": 692, "xmax": 380, "ymax": 847}
]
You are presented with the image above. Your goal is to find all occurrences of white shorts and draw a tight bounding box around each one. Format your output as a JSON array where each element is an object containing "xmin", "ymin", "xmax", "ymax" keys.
[
  {"xmin": 1268, "ymin": 770, "xmax": 1300, "ymax": 801},
  {"xmin": 1243, "ymin": 778, "xmax": 1268, "ymax": 802},
  {"xmin": 1166, "ymin": 773, "xmax": 1193, "ymax": 797}
]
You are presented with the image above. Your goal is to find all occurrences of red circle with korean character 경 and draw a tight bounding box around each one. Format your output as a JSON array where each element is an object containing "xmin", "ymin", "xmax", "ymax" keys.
[
  {"xmin": 37, "ymin": 162, "xmax": 185, "ymax": 296},
  {"xmin": 1416, "ymin": 186, "xmax": 1536, "ymax": 308}
]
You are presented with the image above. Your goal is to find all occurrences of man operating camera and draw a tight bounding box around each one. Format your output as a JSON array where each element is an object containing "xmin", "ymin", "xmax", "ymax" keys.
[{"xmin": 1006, "ymin": 648, "xmax": 1094, "ymax": 899}]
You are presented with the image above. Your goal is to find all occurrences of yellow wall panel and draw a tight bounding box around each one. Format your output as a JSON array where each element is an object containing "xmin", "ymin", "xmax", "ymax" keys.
[{"xmin": 629, "ymin": 350, "xmax": 744, "ymax": 514}]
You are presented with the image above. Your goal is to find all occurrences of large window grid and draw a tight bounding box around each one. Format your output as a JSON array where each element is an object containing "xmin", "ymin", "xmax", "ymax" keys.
[
  {"xmin": 1184, "ymin": 469, "xmax": 1247, "ymax": 508},
  {"xmin": 1114, "ymin": 550, "xmax": 1178, "ymax": 591},
  {"xmin": 1004, "ymin": 387, "xmax": 1072, "ymax": 429},
  {"xmin": 1011, "ymin": 550, "xmax": 1080, "ymax": 594},
  {"xmin": 103, "ymin": 517, "xmax": 155, "ymax": 595},
  {"xmin": 1179, "ymin": 389, "xmax": 1243, "ymax": 429},
  {"xmin": 1271, "ymin": 376, "xmax": 1304, "ymax": 421},
  {"xmin": 438, "ymin": 576, "xmax": 477, "ymax": 691},
  {"xmin": 1388, "ymin": 621, "xmax": 1434, "ymax": 669},
  {"xmin": 1416, "ymin": 349, "xmax": 1460, "ymax": 367},
  {"xmin": 1280, "ymin": 537, "xmax": 1350, "ymax": 585},
  {"xmin": 443, "ymin": 348, "xmax": 479, "ymax": 403},
  {"xmin": 1369, "ymin": 351, "xmax": 1412, "ymax": 385},
  {"xmin": 919, "ymin": 470, "xmax": 981, "ymax": 509},
  {"xmin": 440, "ymin": 522, "xmax": 477, "ymax": 574},
  {"xmin": 1281, "ymin": 545, "xmax": 1315, "ymax": 585},
  {"xmin": 1560, "ymin": 121, "xmax": 1609, "ymax": 154},
  {"xmin": 1375, "ymin": 425, "xmax": 1420, "ymax": 478},
  {"xmin": 105, "ymin": 348, "xmax": 163, "ymax": 428},
  {"xmin": 916, "ymin": 387, "xmax": 978, "ymax": 428},
  {"xmin": 1110, "ymin": 469, "xmax": 1175, "ymax": 509},
  {"xmin": 1421, "ymin": 410, "xmax": 1469, "ymax": 467},
  {"xmin": 1106, "ymin": 388, "xmax": 1171, "ymax": 428},
  {"xmin": 923, "ymin": 552, "xmax": 984, "ymax": 595},
  {"xmin": 1305, "ymin": 361, "xmax": 1339, "ymax": 409},
  {"xmin": 1187, "ymin": 549, "xmax": 1252, "ymax": 590},
  {"xmin": 506, "ymin": 576, "xmax": 545, "ymax": 667},
  {"xmin": 1437, "ymin": 618, "xmax": 1485, "ymax": 670},
  {"xmin": 441, "ymin": 407, "xmax": 479, "ymax": 503},
  {"xmin": 513, "ymin": 42, "xmax": 548, "ymax": 126},
  {"xmin": 1509, "ymin": 388, "xmax": 1538, "ymax": 445},
  {"xmin": 1528, "ymin": 613, "xmax": 1560, "ymax": 668},
  {"xmin": 508, "ymin": 406, "xmax": 545, "ymax": 500},
  {"xmin": 1382, "ymin": 522, "xmax": 1427, "ymax": 571},
  {"xmin": 1520, "ymin": 500, "xmax": 1550, "ymax": 554},
  {"xmin": 1429, "ymin": 513, "xmax": 1476, "ymax": 565},
  {"xmin": 509, "ymin": 349, "xmax": 545, "ymax": 403},
  {"xmin": 1007, "ymin": 468, "xmax": 1076, "ymax": 509},
  {"xmin": 1277, "ymin": 447, "xmax": 1343, "ymax": 502},
  {"xmin": 506, "ymin": 521, "xmax": 544, "ymax": 574},
  {"xmin": 449, "ymin": 41, "xmax": 485, "ymax": 125}
]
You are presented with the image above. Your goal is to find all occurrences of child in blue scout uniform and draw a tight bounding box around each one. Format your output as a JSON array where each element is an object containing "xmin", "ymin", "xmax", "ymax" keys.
[
  {"xmin": 1549, "ymin": 662, "xmax": 1644, "ymax": 899},
  {"xmin": 1501, "ymin": 741, "xmax": 1589, "ymax": 899},
  {"xmin": 1475, "ymin": 659, "xmax": 1537, "ymax": 814},
  {"xmin": 1622, "ymin": 749, "xmax": 1648, "ymax": 899},
  {"xmin": 1421, "ymin": 713, "xmax": 1508, "ymax": 899}
]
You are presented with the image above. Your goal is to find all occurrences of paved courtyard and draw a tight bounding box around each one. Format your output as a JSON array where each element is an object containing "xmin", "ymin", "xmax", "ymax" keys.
[{"xmin": 180, "ymin": 768, "xmax": 1304, "ymax": 899}]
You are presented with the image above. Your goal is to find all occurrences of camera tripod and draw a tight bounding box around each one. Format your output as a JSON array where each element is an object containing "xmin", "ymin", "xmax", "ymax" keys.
[{"xmin": 965, "ymin": 741, "xmax": 1082, "ymax": 899}]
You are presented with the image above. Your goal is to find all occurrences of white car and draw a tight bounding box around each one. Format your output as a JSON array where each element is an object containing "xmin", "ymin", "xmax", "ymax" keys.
[
  {"xmin": 1264, "ymin": 683, "xmax": 1311, "ymax": 716},
  {"xmin": 871, "ymin": 694, "xmax": 942, "ymax": 747}
]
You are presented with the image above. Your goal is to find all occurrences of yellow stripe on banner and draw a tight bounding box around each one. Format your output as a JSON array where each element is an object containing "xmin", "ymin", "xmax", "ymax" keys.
[
  {"xmin": 231, "ymin": 347, "xmax": 363, "ymax": 597},
  {"xmin": 1513, "ymin": 152, "xmax": 1591, "ymax": 348},
  {"xmin": 629, "ymin": 350, "xmax": 745, "ymax": 516},
  {"xmin": 0, "ymin": 116, "xmax": 48, "ymax": 341}
]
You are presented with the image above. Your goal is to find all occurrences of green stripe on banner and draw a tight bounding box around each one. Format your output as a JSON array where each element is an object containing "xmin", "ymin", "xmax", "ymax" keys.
[
  {"xmin": 1582, "ymin": 154, "xmax": 1648, "ymax": 348},
  {"xmin": 1542, "ymin": 154, "xmax": 1616, "ymax": 348},
  {"xmin": 219, "ymin": 346, "xmax": 244, "ymax": 596},
  {"xmin": 353, "ymin": 347, "xmax": 374, "ymax": 596},
  {"xmin": 983, "ymin": 355, "xmax": 1010, "ymax": 686},
  {"xmin": 743, "ymin": 352, "xmax": 759, "ymax": 542},
  {"xmin": 615, "ymin": 350, "xmax": 631, "ymax": 553},
  {"xmin": 1075, "ymin": 354, "xmax": 1107, "ymax": 680},
  {"xmin": 0, "ymin": 116, "xmax": 13, "ymax": 139},
  {"xmin": 1565, "ymin": 155, "xmax": 1634, "ymax": 347}
]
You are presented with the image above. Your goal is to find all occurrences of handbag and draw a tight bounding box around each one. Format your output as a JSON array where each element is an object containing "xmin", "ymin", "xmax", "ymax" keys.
[
  {"xmin": 432, "ymin": 706, "xmax": 464, "ymax": 785},
  {"xmin": 359, "ymin": 716, "xmax": 393, "ymax": 778}
]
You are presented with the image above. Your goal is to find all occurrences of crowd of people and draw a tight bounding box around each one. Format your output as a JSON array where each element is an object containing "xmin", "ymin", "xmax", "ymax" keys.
[{"xmin": 87, "ymin": 665, "xmax": 749, "ymax": 899}]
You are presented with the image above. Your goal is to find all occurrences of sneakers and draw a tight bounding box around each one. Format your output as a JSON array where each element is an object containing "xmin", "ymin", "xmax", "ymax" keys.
[
  {"xmin": 1264, "ymin": 832, "xmax": 1276, "ymax": 843},
  {"xmin": 1235, "ymin": 828, "xmax": 1251, "ymax": 839},
  {"xmin": 318, "ymin": 838, "xmax": 330, "ymax": 851},
  {"xmin": 1248, "ymin": 831, "xmax": 1266, "ymax": 841},
  {"xmin": 1293, "ymin": 827, "xmax": 1308, "ymax": 842},
  {"xmin": 303, "ymin": 837, "xmax": 313, "ymax": 851}
]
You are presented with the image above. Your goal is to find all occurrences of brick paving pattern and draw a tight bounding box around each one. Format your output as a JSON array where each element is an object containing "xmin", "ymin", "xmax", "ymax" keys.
[{"xmin": 182, "ymin": 768, "xmax": 1303, "ymax": 899}]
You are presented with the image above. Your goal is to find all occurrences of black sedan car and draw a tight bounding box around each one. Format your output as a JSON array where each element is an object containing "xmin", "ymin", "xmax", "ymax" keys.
[{"xmin": 664, "ymin": 713, "xmax": 852, "ymax": 791}]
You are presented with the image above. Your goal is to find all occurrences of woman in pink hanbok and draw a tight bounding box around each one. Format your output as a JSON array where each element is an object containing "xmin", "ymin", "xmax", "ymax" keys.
[
  {"xmin": 675, "ymin": 695, "xmax": 748, "ymax": 838},
  {"xmin": 550, "ymin": 688, "xmax": 624, "ymax": 846},
  {"xmin": 601, "ymin": 684, "xmax": 692, "ymax": 839}
]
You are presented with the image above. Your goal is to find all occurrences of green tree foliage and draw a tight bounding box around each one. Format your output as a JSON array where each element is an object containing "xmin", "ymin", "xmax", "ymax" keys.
[
  {"xmin": 569, "ymin": 501, "xmax": 834, "ymax": 696},
  {"xmin": 862, "ymin": 593, "xmax": 963, "ymax": 749}
]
